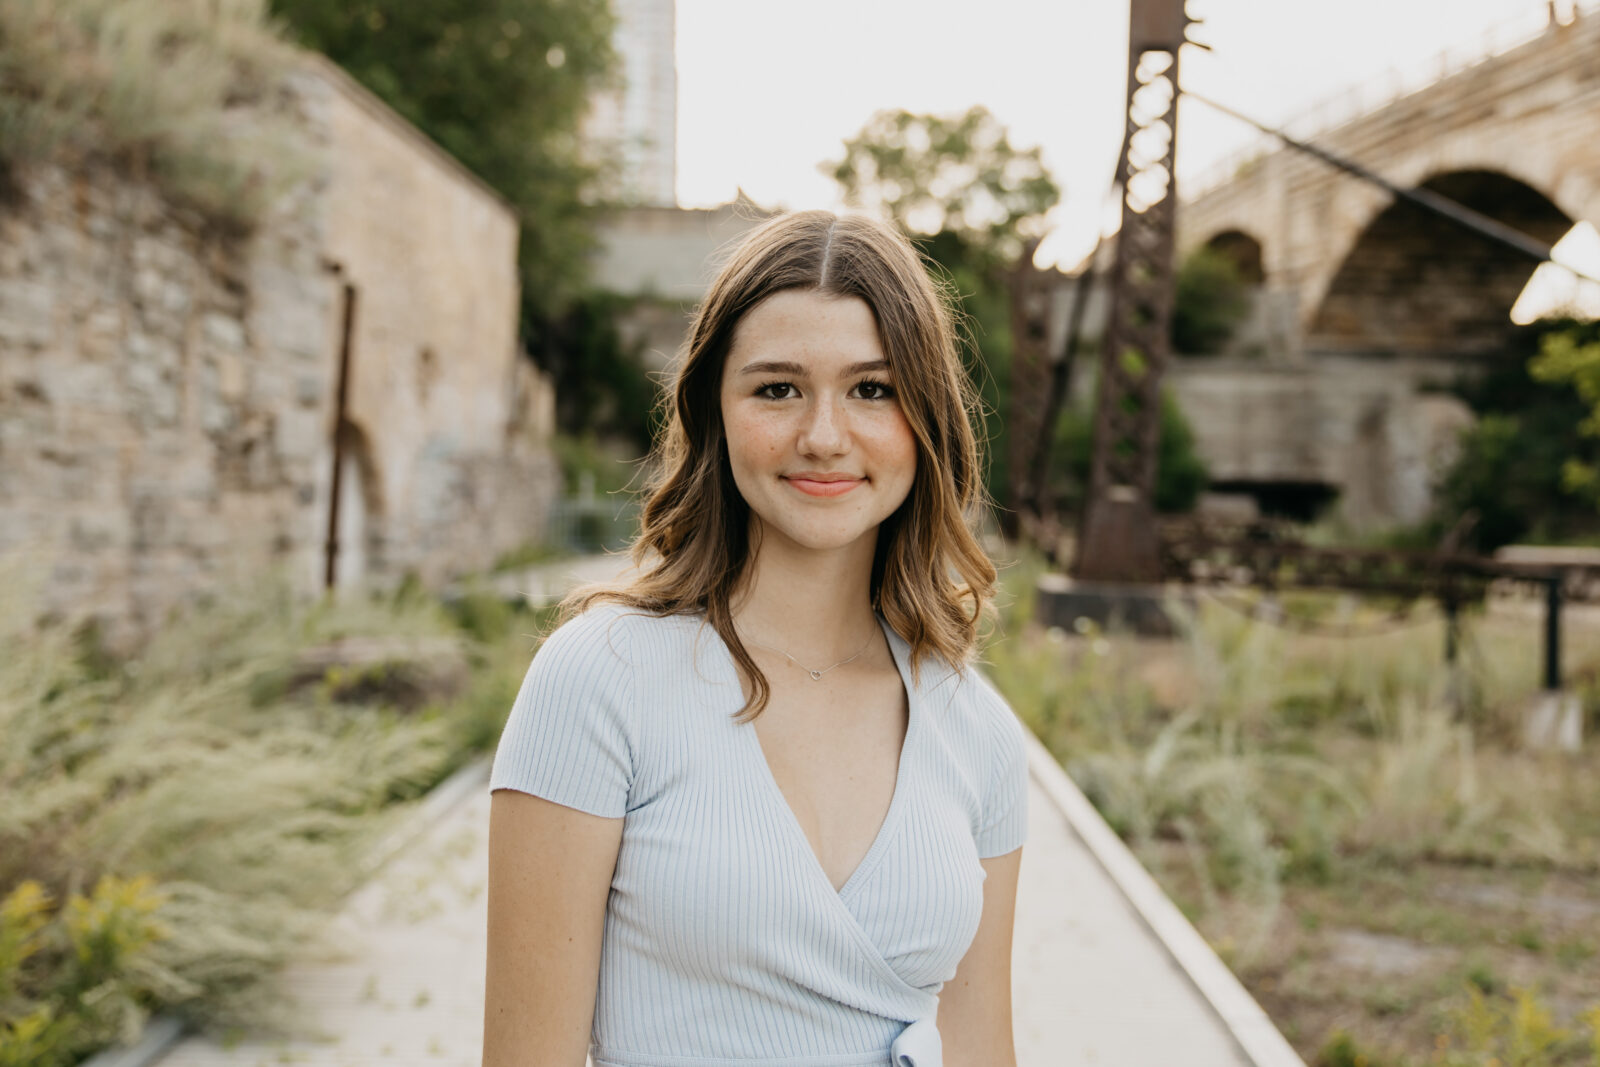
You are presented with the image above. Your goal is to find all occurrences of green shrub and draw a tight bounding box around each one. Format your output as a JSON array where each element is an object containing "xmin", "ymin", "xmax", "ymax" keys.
[
  {"xmin": 531, "ymin": 292, "xmax": 661, "ymax": 452},
  {"xmin": 1426, "ymin": 319, "xmax": 1600, "ymax": 553},
  {"xmin": 0, "ymin": 875, "xmax": 179, "ymax": 1067},
  {"xmin": 1173, "ymin": 245, "xmax": 1252, "ymax": 355},
  {"xmin": 1052, "ymin": 388, "xmax": 1210, "ymax": 514},
  {"xmin": 1440, "ymin": 985, "xmax": 1598, "ymax": 1067},
  {"xmin": 1315, "ymin": 1029, "xmax": 1403, "ymax": 1067}
]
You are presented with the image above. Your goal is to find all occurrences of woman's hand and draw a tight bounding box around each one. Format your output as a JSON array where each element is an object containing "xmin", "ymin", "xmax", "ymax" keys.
[
  {"xmin": 936, "ymin": 848, "xmax": 1023, "ymax": 1067},
  {"xmin": 483, "ymin": 790, "xmax": 624, "ymax": 1067}
]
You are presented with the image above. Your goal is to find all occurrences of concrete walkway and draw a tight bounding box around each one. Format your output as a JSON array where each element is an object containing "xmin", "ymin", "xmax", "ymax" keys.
[{"xmin": 157, "ymin": 555, "xmax": 1301, "ymax": 1066}]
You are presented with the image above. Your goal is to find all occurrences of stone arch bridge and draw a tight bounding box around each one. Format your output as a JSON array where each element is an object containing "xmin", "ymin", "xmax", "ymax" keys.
[{"xmin": 1150, "ymin": 10, "xmax": 1600, "ymax": 528}]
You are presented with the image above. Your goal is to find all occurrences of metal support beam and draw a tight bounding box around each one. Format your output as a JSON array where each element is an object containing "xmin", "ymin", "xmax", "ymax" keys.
[
  {"xmin": 1545, "ymin": 574, "xmax": 1563, "ymax": 690},
  {"xmin": 1073, "ymin": 0, "xmax": 1194, "ymax": 584},
  {"xmin": 1006, "ymin": 239, "xmax": 1053, "ymax": 537}
]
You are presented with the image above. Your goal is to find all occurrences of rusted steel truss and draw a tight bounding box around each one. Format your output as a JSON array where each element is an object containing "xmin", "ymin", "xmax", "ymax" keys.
[
  {"xmin": 1073, "ymin": 0, "xmax": 1194, "ymax": 584},
  {"xmin": 1006, "ymin": 239, "xmax": 1054, "ymax": 537}
]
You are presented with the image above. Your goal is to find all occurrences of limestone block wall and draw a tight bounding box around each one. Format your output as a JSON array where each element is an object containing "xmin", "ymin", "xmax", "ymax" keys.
[
  {"xmin": 0, "ymin": 163, "xmax": 334, "ymax": 638},
  {"xmin": 0, "ymin": 57, "xmax": 558, "ymax": 642}
]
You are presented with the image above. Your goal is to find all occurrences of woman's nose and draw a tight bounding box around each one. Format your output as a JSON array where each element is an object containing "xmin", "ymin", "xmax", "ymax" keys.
[{"xmin": 796, "ymin": 396, "xmax": 849, "ymax": 456}]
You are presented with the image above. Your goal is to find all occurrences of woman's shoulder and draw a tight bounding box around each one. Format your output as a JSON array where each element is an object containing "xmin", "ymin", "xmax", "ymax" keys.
[
  {"xmin": 538, "ymin": 601, "xmax": 709, "ymax": 672},
  {"xmin": 923, "ymin": 655, "xmax": 1026, "ymax": 759},
  {"xmin": 921, "ymin": 649, "xmax": 1011, "ymax": 721},
  {"xmin": 549, "ymin": 598, "xmax": 692, "ymax": 635}
]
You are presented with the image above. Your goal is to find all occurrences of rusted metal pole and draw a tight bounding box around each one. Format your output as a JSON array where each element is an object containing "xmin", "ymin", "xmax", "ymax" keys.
[
  {"xmin": 1006, "ymin": 239, "xmax": 1053, "ymax": 537},
  {"xmin": 1544, "ymin": 574, "xmax": 1563, "ymax": 690},
  {"xmin": 325, "ymin": 282, "xmax": 358, "ymax": 591},
  {"xmin": 1025, "ymin": 240, "xmax": 1101, "ymax": 527}
]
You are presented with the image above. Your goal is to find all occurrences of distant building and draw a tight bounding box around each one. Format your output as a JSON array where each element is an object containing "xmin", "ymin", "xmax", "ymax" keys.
[
  {"xmin": 586, "ymin": 0, "xmax": 678, "ymax": 206},
  {"xmin": 592, "ymin": 196, "xmax": 774, "ymax": 367}
]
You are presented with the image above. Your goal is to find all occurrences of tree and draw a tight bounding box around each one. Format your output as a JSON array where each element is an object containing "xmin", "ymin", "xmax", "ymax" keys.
[
  {"xmin": 824, "ymin": 107, "xmax": 1060, "ymax": 505},
  {"xmin": 1530, "ymin": 320, "xmax": 1600, "ymax": 502},
  {"xmin": 823, "ymin": 106, "xmax": 1060, "ymax": 270},
  {"xmin": 1172, "ymin": 246, "xmax": 1252, "ymax": 355},
  {"xmin": 1425, "ymin": 319, "xmax": 1600, "ymax": 552},
  {"xmin": 269, "ymin": 0, "xmax": 616, "ymax": 318}
]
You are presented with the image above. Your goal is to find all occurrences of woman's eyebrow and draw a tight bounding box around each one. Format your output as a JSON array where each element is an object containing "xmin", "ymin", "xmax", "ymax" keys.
[{"xmin": 736, "ymin": 359, "xmax": 891, "ymax": 376}]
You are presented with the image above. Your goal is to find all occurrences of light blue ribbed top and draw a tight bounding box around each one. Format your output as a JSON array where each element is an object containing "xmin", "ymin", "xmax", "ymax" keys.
[{"xmin": 489, "ymin": 603, "xmax": 1028, "ymax": 1067}]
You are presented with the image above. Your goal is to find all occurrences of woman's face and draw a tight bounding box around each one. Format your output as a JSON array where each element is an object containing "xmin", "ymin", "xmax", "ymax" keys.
[{"xmin": 719, "ymin": 289, "xmax": 917, "ymax": 558}]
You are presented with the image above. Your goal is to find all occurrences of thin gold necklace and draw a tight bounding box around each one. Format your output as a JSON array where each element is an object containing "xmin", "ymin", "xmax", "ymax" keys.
[{"xmin": 741, "ymin": 627, "xmax": 877, "ymax": 681}]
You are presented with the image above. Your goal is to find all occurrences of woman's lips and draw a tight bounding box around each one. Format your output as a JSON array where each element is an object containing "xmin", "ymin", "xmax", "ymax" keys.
[{"xmin": 784, "ymin": 476, "xmax": 863, "ymax": 497}]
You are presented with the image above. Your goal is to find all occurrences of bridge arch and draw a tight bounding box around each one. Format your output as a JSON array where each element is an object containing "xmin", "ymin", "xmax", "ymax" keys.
[
  {"xmin": 1307, "ymin": 168, "xmax": 1572, "ymax": 356},
  {"xmin": 1197, "ymin": 229, "xmax": 1265, "ymax": 283}
]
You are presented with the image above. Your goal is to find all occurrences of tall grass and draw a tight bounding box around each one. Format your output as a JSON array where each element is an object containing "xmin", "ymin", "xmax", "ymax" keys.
[
  {"xmin": 0, "ymin": 560, "xmax": 544, "ymax": 1064},
  {"xmin": 983, "ymin": 565, "xmax": 1600, "ymax": 966},
  {"xmin": 0, "ymin": 0, "xmax": 313, "ymax": 228}
]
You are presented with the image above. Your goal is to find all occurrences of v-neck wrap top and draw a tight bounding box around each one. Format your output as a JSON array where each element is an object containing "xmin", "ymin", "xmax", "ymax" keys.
[{"xmin": 490, "ymin": 604, "xmax": 1029, "ymax": 1067}]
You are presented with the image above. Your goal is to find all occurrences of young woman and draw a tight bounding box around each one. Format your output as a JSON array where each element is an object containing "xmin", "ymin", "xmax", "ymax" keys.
[{"xmin": 483, "ymin": 211, "xmax": 1028, "ymax": 1067}]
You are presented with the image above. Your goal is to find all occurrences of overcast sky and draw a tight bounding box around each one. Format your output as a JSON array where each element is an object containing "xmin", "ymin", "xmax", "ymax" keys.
[{"xmin": 674, "ymin": 0, "xmax": 1588, "ymax": 269}]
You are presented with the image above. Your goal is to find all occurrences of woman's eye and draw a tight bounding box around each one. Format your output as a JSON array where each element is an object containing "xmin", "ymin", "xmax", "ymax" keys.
[
  {"xmin": 852, "ymin": 379, "xmax": 896, "ymax": 400},
  {"xmin": 756, "ymin": 382, "xmax": 797, "ymax": 400}
]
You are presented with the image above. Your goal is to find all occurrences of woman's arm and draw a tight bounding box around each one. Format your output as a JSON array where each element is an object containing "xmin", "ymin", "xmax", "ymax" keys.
[
  {"xmin": 937, "ymin": 848, "xmax": 1023, "ymax": 1067},
  {"xmin": 483, "ymin": 789, "xmax": 624, "ymax": 1067}
]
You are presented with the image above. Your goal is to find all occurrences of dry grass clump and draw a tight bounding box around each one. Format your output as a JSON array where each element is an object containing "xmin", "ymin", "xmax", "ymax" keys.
[
  {"xmin": 0, "ymin": 0, "xmax": 314, "ymax": 227},
  {"xmin": 0, "ymin": 560, "xmax": 541, "ymax": 1064},
  {"xmin": 984, "ymin": 566, "xmax": 1600, "ymax": 946},
  {"xmin": 983, "ymin": 554, "xmax": 1600, "ymax": 1064}
]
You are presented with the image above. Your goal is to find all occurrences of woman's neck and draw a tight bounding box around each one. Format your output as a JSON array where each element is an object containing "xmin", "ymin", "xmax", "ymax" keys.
[{"xmin": 730, "ymin": 534, "xmax": 880, "ymax": 663}]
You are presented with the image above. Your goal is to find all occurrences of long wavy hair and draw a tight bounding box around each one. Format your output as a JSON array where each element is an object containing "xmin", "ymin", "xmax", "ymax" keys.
[{"xmin": 566, "ymin": 210, "xmax": 997, "ymax": 720}]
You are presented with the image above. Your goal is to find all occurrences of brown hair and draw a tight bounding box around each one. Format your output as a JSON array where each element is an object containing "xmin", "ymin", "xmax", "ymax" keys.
[{"xmin": 566, "ymin": 210, "xmax": 996, "ymax": 719}]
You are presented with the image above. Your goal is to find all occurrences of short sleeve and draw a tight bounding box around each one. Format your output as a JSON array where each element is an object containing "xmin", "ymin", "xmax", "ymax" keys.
[
  {"xmin": 974, "ymin": 680, "xmax": 1029, "ymax": 858},
  {"xmin": 489, "ymin": 607, "xmax": 636, "ymax": 819}
]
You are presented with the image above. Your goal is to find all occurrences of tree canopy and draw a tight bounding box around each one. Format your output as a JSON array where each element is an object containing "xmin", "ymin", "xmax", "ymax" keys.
[
  {"xmin": 1423, "ymin": 319, "xmax": 1600, "ymax": 552},
  {"xmin": 822, "ymin": 105, "xmax": 1060, "ymax": 269},
  {"xmin": 269, "ymin": 0, "xmax": 616, "ymax": 315},
  {"xmin": 1528, "ymin": 320, "xmax": 1600, "ymax": 508}
]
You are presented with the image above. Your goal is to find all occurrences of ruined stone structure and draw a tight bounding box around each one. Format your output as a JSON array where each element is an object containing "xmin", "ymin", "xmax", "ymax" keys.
[
  {"xmin": 1158, "ymin": 12, "xmax": 1600, "ymax": 527},
  {"xmin": 0, "ymin": 56, "xmax": 557, "ymax": 642},
  {"xmin": 591, "ymin": 197, "xmax": 773, "ymax": 367}
]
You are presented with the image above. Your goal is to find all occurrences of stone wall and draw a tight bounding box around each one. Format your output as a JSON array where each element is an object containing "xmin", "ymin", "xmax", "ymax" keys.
[
  {"xmin": 0, "ymin": 56, "xmax": 557, "ymax": 643},
  {"xmin": 0, "ymin": 162, "xmax": 333, "ymax": 639},
  {"xmin": 1163, "ymin": 358, "xmax": 1473, "ymax": 528}
]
